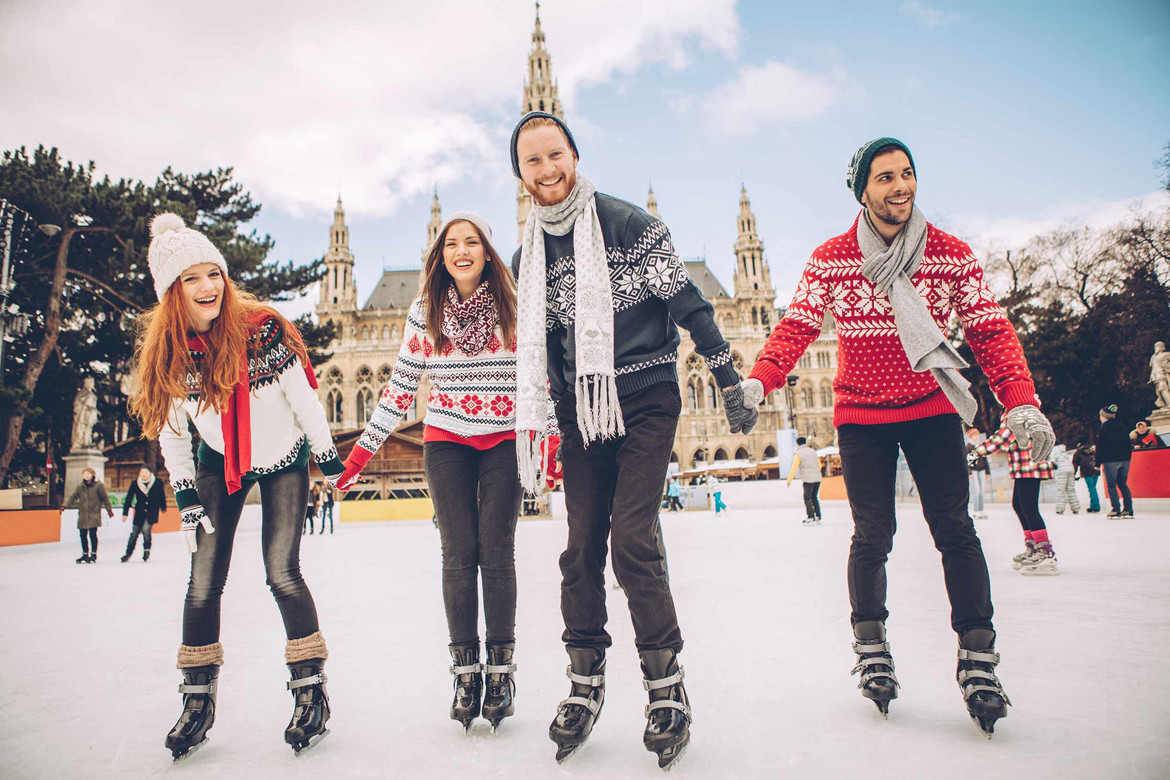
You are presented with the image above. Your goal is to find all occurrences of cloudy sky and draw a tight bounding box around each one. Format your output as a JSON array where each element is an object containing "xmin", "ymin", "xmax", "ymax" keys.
[{"xmin": 2, "ymin": 0, "xmax": 1168, "ymax": 315}]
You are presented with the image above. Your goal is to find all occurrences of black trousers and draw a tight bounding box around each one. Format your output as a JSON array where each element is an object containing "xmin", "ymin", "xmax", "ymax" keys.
[
  {"xmin": 78, "ymin": 528, "xmax": 98, "ymax": 554},
  {"xmin": 125, "ymin": 521, "xmax": 153, "ymax": 554},
  {"xmin": 183, "ymin": 465, "xmax": 320, "ymax": 646},
  {"xmin": 803, "ymin": 482, "xmax": 822, "ymax": 519},
  {"xmin": 1011, "ymin": 478, "xmax": 1046, "ymax": 531},
  {"xmin": 556, "ymin": 381, "xmax": 683, "ymax": 653},
  {"xmin": 838, "ymin": 414, "xmax": 993, "ymax": 634},
  {"xmin": 424, "ymin": 439, "xmax": 522, "ymax": 646}
]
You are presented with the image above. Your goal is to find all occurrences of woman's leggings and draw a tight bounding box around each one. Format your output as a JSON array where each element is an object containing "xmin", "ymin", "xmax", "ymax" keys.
[
  {"xmin": 1011, "ymin": 478, "xmax": 1046, "ymax": 532},
  {"xmin": 79, "ymin": 528, "xmax": 98, "ymax": 554}
]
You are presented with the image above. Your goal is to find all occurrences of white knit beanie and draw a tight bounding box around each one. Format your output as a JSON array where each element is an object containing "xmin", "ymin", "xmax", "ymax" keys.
[
  {"xmin": 441, "ymin": 211, "xmax": 493, "ymax": 243},
  {"xmin": 147, "ymin": 213, "xmax": 229, "ymax": 301}
]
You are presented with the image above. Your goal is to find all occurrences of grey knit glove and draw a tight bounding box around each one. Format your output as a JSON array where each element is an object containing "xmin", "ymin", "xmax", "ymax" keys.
[
  {"xmin": 722, "ymin": 380, "xmax": 760, "ymax": 435},
  {"xmin": 1004, "ymin": 404, "xmax": 1054, "ymax": 463}
]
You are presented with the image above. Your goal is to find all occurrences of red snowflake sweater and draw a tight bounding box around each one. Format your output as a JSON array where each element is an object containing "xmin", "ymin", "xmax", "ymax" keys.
[
  {"xmin": 347, "ymin": 298, "xmax": 517, "ymax": 470},
  {"xmin": 750, "ymin": 215, "xmax": 1039, "ymax": 426}
]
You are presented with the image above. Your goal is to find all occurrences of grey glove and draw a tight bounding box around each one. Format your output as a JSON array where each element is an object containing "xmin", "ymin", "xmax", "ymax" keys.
[
  {"xmin": 722, "ymin": 380, "xmax": 761, "ymax": 435},
  {"xmin": 1004, "ymin": 404, "xmax": 1054, "ymax": 463}
]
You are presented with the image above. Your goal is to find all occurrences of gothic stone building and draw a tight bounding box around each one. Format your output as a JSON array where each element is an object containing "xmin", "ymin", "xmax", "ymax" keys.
[{"xmin": 311, "ymin": 7, "xmax": 839, "ymax": 467}]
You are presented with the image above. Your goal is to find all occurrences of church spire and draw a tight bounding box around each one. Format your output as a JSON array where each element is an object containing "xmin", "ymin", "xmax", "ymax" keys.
[
  {"xmin": 318, "ymin": 195, "xmax": 357, "ymax": 314},
  {"xmin": 426, "ymin": 188, "xmax": 443, "ymax": 254},
  {"xmin": 646, "ymin": 183, "xmax": 659, "ymax": 219},
  {"xmin": 733, "ymin": 184, "xmax": 772, "ymax": 298},
  {"xmin": 518, "ymin": 1, "xmax": 564, "ymax": 240}
]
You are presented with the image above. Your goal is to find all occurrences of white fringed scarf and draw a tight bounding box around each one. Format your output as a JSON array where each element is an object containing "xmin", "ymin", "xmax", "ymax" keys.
[{"xmin": 515, "ymin": 175, "xmax": 624, "ymax": 491}]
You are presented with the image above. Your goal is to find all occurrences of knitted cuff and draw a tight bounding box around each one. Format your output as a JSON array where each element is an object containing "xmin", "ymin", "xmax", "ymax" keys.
[
  {"xmin": 177, "ymin": 642, "xmax": 224, "ymax": 669},
  {"xmin": 174, "ymin": 487, "xmax": 201, "ymax": 511},
  {"xmin": 285, "ymin": 631, "xmax": 329, "ymax": 664},
  {"xmin": 314, "ymin": 447, "xmax": 345, "ymax": 477},
  {"xmin": 345, "ymin": 444, "xmax": 375, "ymax": 471},
  {"xmin": 749, "ymin": 360, "xmax": 785, "ymax": 396},
  {"xmin": 997, "ymin": 382, "xmax": 1042, "ymax": 412}
]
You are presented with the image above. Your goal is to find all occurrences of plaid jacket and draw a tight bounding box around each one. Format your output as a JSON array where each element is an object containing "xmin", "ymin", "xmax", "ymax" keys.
[{"xmin": 974, "ymin": 427, "xmax": 1053, "ymax": 480}]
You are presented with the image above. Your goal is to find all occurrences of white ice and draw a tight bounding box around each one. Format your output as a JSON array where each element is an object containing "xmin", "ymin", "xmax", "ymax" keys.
[{"xmin": 2, "ymin": 481, "xmax": 1168, "ymax": 779}]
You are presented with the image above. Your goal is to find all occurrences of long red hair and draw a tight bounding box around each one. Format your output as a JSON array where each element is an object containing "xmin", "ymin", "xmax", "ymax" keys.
[{"xmin": 129, "ymin": 276, "xmax": 310, "ymax": 437}]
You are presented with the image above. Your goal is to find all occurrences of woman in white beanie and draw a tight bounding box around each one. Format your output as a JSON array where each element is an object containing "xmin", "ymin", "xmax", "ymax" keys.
[
  {"xmin": 337, "ymin": 213, "xmax": 524, "ymax": 733},
  {"xmin": 129, "ymin": 213, "xmax": 344, "ymax": 758}
]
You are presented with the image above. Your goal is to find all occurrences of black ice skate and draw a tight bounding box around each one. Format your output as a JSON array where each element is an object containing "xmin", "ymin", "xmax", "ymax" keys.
[
  {"xmin": 957, "ymin": 628, "xmax": 1011, "ymax": 737},
  {"xmin": 851, "ymin": 620, "xmax": 900, "ymax": 718},
  {"xmin": 449, "ymin": 643, "xmax": 483, "ymax": 732},
  {"xmin": 482, "ymin": 642, "xmax": 516, "ymax": 732},
  {"xmin": 165, "ymin": 665, "xmax": 218, "ymax": 760},
  {"xmin": 285, "ymin": 659, "xmax": 331, "ymax": 753},
  {"xmin": 75, "ymin": 554, "xmax": 91, "ymax": 564},
  {"xmin": 640, "ymin": 649, "xmax": 691, "ymax": 771},
  {"xmin": 549, "ymin": 647, "xmax": 605, "ymax": 764}
]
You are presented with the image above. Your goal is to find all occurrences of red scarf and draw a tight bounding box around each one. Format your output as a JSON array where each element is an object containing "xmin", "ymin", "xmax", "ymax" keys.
[{"xmin": 187, "ymin": 314, "xmax": 318, "ymax": 494}]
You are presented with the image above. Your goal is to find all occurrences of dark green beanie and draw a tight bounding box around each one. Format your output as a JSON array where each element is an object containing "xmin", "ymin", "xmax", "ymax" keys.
[{"xmin": 846, "ymin": 137, "xmax": 915, "ymax": 204}]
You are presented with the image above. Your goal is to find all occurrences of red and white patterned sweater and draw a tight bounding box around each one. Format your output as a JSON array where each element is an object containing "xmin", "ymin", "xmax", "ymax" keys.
[
  {"xmin": 750, "ymin": 214, "xmax": 1039, "ymax": 426},
  {"xmin": 347, "ymin": 298, "xmax": 518, "ymax": 470}
]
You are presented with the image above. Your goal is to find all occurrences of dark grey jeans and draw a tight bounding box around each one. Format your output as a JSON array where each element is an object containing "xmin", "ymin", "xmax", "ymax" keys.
[
  {"xmin": 1101, "ymin": 461, "xmax": 1133, "ymax": 514},
  {"xmin": 424, "ymin": 438, "xmax": 522, "ymax": 646},
  {"xmin": 556, "ymin": 381, "xmax": 683, "ymax": 652},
  {"xmin": 183, "ymin": 464, "xmax": 320, "ymax": 646}
]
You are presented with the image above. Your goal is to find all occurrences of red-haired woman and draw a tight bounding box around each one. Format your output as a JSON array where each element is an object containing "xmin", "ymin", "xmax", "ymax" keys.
[
  {"xmin": 338, "ymin": 212, "xmax": 522, "ymax": 732},
  {"xmin": 129, "ymin": 214, "xmax": 344, "ymax": 759}
]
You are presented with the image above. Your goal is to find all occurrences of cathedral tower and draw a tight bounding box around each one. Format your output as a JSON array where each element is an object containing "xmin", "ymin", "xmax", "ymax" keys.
[
  {"xmin": 517, "ymin": 2, "xmax": 564, "ymax": 241},
  {"xmin": 424, "ymin": 189, "xmax": 442, "ymax": 258},
  {"xmin": 646, "ymin": 183, "xmax": 659, "ymax": 219},
  {"xmin": 733, "ymin": 186, "xmax": 775, "ymax": 330},
  {"xmin": 318, "ymin": 196, "xmax": 358, "ymax": 315}
]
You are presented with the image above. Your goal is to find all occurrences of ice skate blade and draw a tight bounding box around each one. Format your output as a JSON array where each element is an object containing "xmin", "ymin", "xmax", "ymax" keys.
[
  {"xmin": 292, "ymin": 728, "xmax": 330, "ymax": 755},
  {"xmin": 170, "ymin": 736, "xmax": 208, "ymax": 761},
  {"xmin": 555, "ymin": 743, "xmax": 583, "ymax": 764}
]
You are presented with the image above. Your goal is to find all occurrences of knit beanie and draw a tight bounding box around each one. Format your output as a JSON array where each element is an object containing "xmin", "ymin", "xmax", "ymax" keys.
[
  {"xmin": 440, "ymin": 211, "xmax": 493, "ymax": 244},
  {"xmin": 1100, "ymin": 404, "xmax": 1118, "ymax": 419},
  {"xmin": 147, "ymin": 213, "xmax": 229, "ymax": 302},
  {"xmin": 846, "ymin": 137, "xmax": 916, "ymax": 204},
  {"xmin": 510, "ymin": 111, "xmax": 579, "ymax": 179}
]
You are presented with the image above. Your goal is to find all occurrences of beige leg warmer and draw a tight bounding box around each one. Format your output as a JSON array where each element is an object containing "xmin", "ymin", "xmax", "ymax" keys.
[
  {"xmin": 285, "ymin": 631, "xmax": 329, "ymax": 664},
  {"xmin": 176, "ymin": 642, "xmax": 225, "ymax": 669}
]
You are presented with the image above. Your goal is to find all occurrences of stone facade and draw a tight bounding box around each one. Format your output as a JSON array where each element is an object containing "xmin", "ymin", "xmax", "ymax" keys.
[{"xmin": 312, "ymin": 7, "xmax": 839, "ymax": 455}]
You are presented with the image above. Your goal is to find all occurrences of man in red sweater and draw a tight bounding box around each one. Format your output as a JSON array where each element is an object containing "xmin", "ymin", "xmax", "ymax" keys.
[{"xmin": 738, "ymin": 138, "xmax": 1054, "ymax": 735}]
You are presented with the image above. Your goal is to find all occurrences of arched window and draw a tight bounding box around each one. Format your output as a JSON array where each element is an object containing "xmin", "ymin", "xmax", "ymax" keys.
[
  {"xmin": 382, "ymin": 325, "xmax": 390, "ymax": 341},
  {"xmin": 326, "ymin": 366, "xmax": 343, "ymax": 386},
  {"xmin": 735, "ymin": 446, "xmax": 749, "ymax": 460},
  {"xmin": 761, "ymin": 309, "xmax": 770, "ymax": 327},
  {"xmin": 360, "ymin": 326, "xmax": 369, "ymax": 341},
  {"xmin": 390, "ymin": 325, "xmax": 399, "ymax": 340},
  {"xmin": 669, "ymin": 451, "xmax": 679, "ymax": 464},
  {"xmin": 326, "ymin": 389, "xmax": 343, "ymax": 424},
  {"xmin": 798, "ymin": 354, "xmax": 812, "ymax": 369},
  {"xmin": 356, "ymin": 387, "xmax": 374, "ymax": 426},
  {"xmin": 356, "ymin": 365, "xmax": 373, "ymax": 386},
  {"xmin": 687, "ymin": 380, "xmax": 698, "ymax": 410},
  {"xmin": 801, "ymin": 386, "xmax": 815, "ymax": 408},
  {"xmin": 752, "ymin": 308, "xmax": 759, "ymax": 326},
  {"xmin": 713, "ymin": 448, "xmax": 728, "ymax": 461},
  {"xmin": 691, "ymin": 449, "xmax": 706, "ymax": 468},
  {"xmin": 707, "ymin": 383, "xmax": 718, "ymax": 409},
  {"xmin": 763, "ymin": 445, "xmax": 777, "ymax": 458},
  {"xmin": 820, "ymin": 384, "xmax": 833, "ymax": 408}
]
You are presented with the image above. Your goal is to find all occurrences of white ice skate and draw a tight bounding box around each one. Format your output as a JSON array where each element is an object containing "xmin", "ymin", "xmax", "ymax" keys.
[{"xmin": 1019, "ymin": 545, "xmax": 1060, "ymax": 576}]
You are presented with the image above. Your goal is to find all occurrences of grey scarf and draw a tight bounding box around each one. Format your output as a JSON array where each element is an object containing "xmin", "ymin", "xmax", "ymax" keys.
[{"xmin": 858, "ymin": 207, "xmax": 978, "ymax": 424}]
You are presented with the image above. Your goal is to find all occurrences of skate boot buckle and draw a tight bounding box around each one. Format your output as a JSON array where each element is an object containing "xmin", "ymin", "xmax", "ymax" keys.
[
  {"xmin": 178, "ymin": 681, "xmax": 217, "ymax": 695},
  {"xmin": 287, "ymin": 673, "xmax": 327, "ymax": 690},
  {"xmin": 565, "ymin": 667, "xmax": 604, "ymax": 687}
]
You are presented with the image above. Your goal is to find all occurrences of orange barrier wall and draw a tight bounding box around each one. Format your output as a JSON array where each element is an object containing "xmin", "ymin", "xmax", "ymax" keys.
[
  {"xmin": 1129, "ymin": 448, "xmax": 1170, "ymax": 498},
  {"xmin": 0, "ymin": 509, "xmax": 62, "ymax": 546},
  {"xmin": 154, "ymin": 509, "xmax": 181, "ymax": 533},
  {"xmin": 820, "ymin": 475, "xmax": 848, "ymax": 501}
]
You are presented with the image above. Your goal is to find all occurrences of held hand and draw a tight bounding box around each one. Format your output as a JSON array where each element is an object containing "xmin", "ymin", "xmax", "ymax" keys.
[
  {"xmin": 180, "ymin": 505, "xmax": 215, "ymax": 555},
  {"xmin": 1004, "ymin": 404, "xmax": 1055, "ymax": 463},
  {"xmin": 741, "ymin": 377, "xmax": 765, "ymax": 408},
  {"xmin": 722, "ymin": 381, "xmax": 760, "ymax": 435},
  {"xmin": 337, "ymin": 459, "xmax": 363, "ymax": 491}
]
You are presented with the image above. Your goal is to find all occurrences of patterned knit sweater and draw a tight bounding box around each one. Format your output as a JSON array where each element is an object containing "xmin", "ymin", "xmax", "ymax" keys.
[
  {"xmin": 158, "ymin": 317, "xmax": 343, "ymax": 512},
  {"xmin": 974, "ymin": 427, "xmax": 1054, "ymax": 480},
  {"xmin": 347, "ymin": 297, "xmax": 518, "ymax": 468},
  {"xmin": 512, "ymin": 193, "xmax": 738, "ymax": 399},
  {"xmin": 750, "ymin": 214, "xmax": 1039, "ymax": 426}
]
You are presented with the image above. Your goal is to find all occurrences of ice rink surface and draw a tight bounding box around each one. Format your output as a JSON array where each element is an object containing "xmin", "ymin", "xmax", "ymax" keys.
[{"xmin": 2, "ymin": 482, "xmax": 1168, "ymax": 779}]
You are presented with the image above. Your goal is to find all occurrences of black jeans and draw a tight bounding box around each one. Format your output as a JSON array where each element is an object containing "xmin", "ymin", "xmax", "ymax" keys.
[
  {"xmin": 556, "ymin": 381, "xmax": 683, "ymax": 652},
  {"xmin": 1011, "ymin": 478, "xmax": 1046, "ymax": 531},
  {"xmin": 183, "ymin": 464, "xmax": 320, "ymax": 647},
  {"xmin": 79, "ymin": 528, "xmax": 98, "ymax": 554},
  {"xmin": 1101, "ymin": 461, "xmax": 1133, "ymax": 513},
  {"xmin": 838, "ymin": 414, "xmax": 993, "ymax": 634},
  {"xmin": 803, "ymin": 482, "xmax": 822, "ymax": 519},
  {"xmin": 125, "ymin": 522, "xmax": 153, "ymax": 554},
  {"xmin": 423, "ymin": 439, "xmax": 522, "ymax": 646}
]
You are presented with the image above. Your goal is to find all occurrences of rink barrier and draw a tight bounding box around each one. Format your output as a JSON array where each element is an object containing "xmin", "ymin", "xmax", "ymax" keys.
[
  {"xmin": 1129, "ymin": 448, "xmax": 1170, "ymax": 498},
  {"xmin": 0, "ymin": 509, "xmax": 62, "ymax": 546},
  {"xmin": 339, "ymin": 497, "xmax": 435, "ymax": 523}
]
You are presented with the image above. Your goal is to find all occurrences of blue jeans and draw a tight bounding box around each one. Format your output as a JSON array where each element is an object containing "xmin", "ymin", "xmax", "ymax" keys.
[
  {"xmin": 1101, "ymin": 461, "xmax": 1133, "ymax": 514},
  {"xmin": 969, "ymin": 471, "xmax": 986, "ymax": 514},
  {"xmin": 1083, "ymin": 475, "xmax": 1101, "ymax": 511}
]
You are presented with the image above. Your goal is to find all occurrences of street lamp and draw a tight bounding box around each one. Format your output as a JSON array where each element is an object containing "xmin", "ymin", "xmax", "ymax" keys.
[{"xmin": 785, "ymin": 374, "xmax": 799, "ymax": 431}]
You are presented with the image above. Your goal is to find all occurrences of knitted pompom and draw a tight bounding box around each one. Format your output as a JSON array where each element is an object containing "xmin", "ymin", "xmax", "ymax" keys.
[{"xmin": 150, "ymin": 212, "xmax": 186, "ymax": 238}]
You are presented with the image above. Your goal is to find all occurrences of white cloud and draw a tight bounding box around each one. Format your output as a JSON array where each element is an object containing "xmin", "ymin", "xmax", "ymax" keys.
[
  {"xmin": 0, "ymin": 0, "xmax": 738, "ymax": 219},
  {"xmin": 676, "ymin": 61, "xmax": 849, "ymax": 137},
  {"xmin": 900, "ymin": 1, "xmax": 961, "ymax": 29},
  {"xmin": 940, "ymin": 190, "xmax": 1169, "ymax": 255}
]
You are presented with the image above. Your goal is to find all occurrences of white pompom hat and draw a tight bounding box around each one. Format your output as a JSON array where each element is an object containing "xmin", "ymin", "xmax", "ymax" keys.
[{"xmin": 147, "ymin": 213, "xmax": 229, "ymax": 302}]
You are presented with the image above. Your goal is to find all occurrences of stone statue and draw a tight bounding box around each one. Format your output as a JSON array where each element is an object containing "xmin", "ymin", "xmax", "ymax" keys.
[
  {"xmin": 1151, "ymin": 341, "xmax": 1170, "ymax": 409},
  {"xmin": 71, "ymin": 377, "xmax": 99, "ymax": 451}
]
